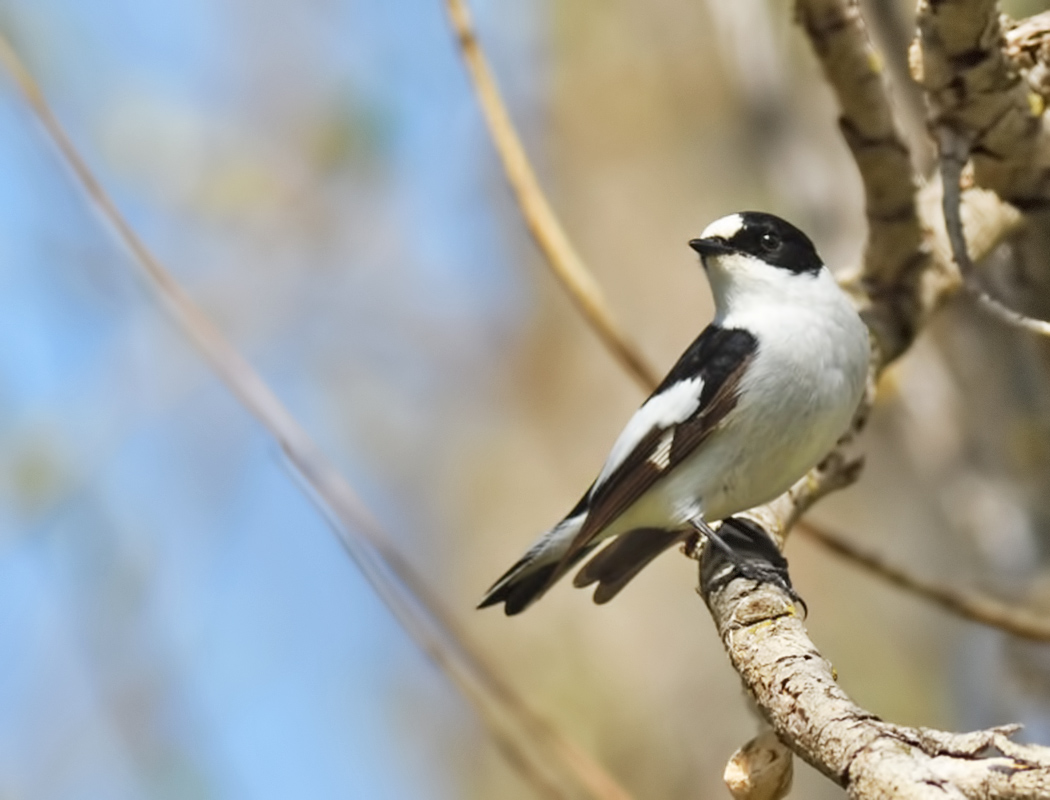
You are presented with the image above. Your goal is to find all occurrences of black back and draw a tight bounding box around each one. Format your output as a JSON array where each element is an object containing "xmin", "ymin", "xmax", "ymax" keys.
[{"xmin": 654, "ymin": 324, "xmax": 758, "ymax": 405}]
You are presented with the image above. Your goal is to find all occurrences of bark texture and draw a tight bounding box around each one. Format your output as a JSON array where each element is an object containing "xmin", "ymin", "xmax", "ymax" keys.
[
  {"xmin": 913, "ymin": 0, "xmax": 1050, "ymax": 206},
  {"xmin": 702, "ymin": 550, "xmax": 1050, "ymax": 799},
  {"xmin": 706, "ymin": 0, "xmax": 1050, "ymax": 796}
]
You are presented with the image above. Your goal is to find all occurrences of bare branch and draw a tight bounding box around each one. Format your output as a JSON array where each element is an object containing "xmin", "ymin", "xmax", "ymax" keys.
[
  {"xmin": 797, "ymin": 519, "xmax": 1050, "ymax": 642},
  {"xmin": 797, "ymin": 0, "xmax": 923, "ymax": 282},
  {"xmin": 937, "ymin": 127, "xmax": 981, "ymax": 278},
  {"xmin": 912, "ymin": 0, "xmax": 1050, "ymax": 206},
  {"xmin": 938, "ymin": 126, "xmax": 1050, "ymax": 335},
  {"xmin": 797, "ymin": 0, "xmax": 930, "ymax": 362},
  {"xmin": 970, "ymin": 289, "xmax": 1050, "ymax": 334},
  {"xmin": 715, "ymin": 4, "xmax": 1050, "ymax": 781},
  {"xmin": 443, "ymin": 0, "xmax": 660, "ymax": 392},
  {"xmin": 0, "ymin": 34, "xmax": 632, "ymax": 800},
  {"xmin": 734, "ymin": 0, "xmax": 1033, "ymax": 652},
  {"xmin": 915, "ymin": 2, "xmax": 1050, "ymax": 334},
  {"xmin": 916, "ymin": 180, "xmax": 1024, "ymax": 300},
  {"xmin": 702, "ymin": 555, "xmax": 1050, "ymax": 799}
]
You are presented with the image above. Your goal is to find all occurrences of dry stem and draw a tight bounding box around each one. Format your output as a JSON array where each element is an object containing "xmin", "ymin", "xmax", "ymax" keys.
[
  {"xmin": 797, "ymin": 519, "xmax": 1050, "ymax": 642},
  {"xmin": 444, "ymin": 0, "xmax": 659, "ymax": 392},
  {"xmin": 938, "ymin": 125, "xmax": 1050, "ymax": 336}
]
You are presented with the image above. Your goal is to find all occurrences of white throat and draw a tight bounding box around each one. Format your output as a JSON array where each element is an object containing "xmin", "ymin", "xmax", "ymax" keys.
[{"xmin": 704, "ymin": 252, "xmax": 841, "ymax": 326}]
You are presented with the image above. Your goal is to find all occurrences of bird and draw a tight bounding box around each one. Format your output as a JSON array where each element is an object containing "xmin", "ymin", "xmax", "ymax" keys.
[{"xmin": 479, "ymin": 211, "xmax": 871, "ymax": 615}]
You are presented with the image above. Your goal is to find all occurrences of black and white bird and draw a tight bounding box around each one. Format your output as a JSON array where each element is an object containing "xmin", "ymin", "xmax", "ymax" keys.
[{"xmin": 479, "ymin": 211, "xmax": 870, "ymax": 615}]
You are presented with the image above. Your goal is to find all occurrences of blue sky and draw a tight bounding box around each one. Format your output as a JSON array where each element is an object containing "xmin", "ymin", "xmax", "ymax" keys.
[{"xmin": 0, "ymin": 1, "xmax": 540, "ymax": 797}]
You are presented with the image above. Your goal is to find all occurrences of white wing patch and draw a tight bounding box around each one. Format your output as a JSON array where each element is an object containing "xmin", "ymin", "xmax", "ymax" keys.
[
  {"xmin": 593, "ymin": 376, "xmax": 704, "ymax": 491},
  {"xmin": 700, "ymin": 213, "xmax": 744, "ymax": 241},
  {"xmin": 648, "ymin": 429, "xmax": 674, "ymax": 470}
]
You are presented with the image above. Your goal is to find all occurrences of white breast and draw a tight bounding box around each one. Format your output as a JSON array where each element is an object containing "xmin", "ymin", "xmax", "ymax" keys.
[
  {"xmin": 702, "ymin": 269, "xmax": 869, "ymax": 518},
  {"xmin": 605, "ymin": 263, "xmax": 869, "ymax": 536}
]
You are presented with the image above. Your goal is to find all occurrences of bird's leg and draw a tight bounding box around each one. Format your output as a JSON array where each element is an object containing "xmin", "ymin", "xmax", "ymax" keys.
[
  {"xmin": 690, "ymin": 517, "xmax": 806, "ymax": 613},
  {"xmin": 689, "ymin": 517, "xmax": 739, "ymax": 560}
]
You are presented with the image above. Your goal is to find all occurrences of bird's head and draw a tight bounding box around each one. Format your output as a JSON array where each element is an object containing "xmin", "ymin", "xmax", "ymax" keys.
[{"xmin": 689, "ymin": 212, "xmax": 826, "ymax": 313}]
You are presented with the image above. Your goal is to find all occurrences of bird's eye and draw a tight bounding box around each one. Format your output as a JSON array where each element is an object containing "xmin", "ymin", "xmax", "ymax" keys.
[{"xmin": 760, "ymin": 232, "xmax": 781, "ymax": 251}]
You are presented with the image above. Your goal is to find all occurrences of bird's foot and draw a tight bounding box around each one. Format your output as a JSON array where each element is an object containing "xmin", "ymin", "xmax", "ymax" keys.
[{"xmin": 693, "ymin": 517, "xmax": 807, "ymax": 616}]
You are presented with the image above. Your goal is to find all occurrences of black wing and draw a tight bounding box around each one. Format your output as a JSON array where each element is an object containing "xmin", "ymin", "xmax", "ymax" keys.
[{"xmin": 558, "ymin": 325, "xmax": 758, "ymax": 568}]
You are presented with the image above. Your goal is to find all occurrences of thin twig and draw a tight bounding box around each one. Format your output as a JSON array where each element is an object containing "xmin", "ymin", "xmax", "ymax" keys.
[
  {"xmin": 797, "ymin": 519, "xmax": 1050, "ymax": 642},
  {"xmin": 938, "ymin": 126, "xmax": 1050, "ymax": 337},
  {"xmin": 287, "ymin": 463, "xmax": 627, "ymax": 800},
  {"xmin": 443, "ymin": 0, "xmax": 660, "ymax": 392},
  {"xmin": 937, "ymin": 127, "xmax": 978, "ymax": 279},
  {"xmin": 0, "ymin": 34, "xmax": 633, "ymax": 800},
  {"xmin": 970, "ymin": 291, "xmax": 1050, "ymax": 335}
]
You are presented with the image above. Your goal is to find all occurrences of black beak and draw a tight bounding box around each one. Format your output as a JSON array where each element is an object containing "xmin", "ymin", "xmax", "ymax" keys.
[{"xmin": 689, "ymin": 237, "xmax": 735, "ymax": 257}]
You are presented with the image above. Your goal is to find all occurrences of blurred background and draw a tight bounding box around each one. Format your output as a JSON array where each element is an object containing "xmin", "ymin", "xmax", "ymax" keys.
[{"xmin": 2, "ymin": 0, "xmax": 1050, "ymax": 797}]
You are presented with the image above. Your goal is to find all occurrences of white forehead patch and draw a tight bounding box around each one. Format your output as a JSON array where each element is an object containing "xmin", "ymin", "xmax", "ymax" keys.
[{"xmin": 700, "ymin": 213, "xmax": 744, "ymax": 241}]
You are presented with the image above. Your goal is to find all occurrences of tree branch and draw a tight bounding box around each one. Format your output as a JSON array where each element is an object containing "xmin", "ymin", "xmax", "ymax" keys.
[
  {"xmin": 938, "ymin": 125, "xmax": 1050, "ymax": 335},
  {"xmin": 912, "ymin": 0, "xmax": 1050, "ymax": 207},
  {"xmin": 444, "ymin": 0, "xmax": 660, "ymax": 392},
  {"xmin": 713, "ymin": 4, "xmax": 1050, "ymax": 793},
  {"xmin": 437, "ymin": 0, "xmax": 1050, "ymax": 792},
  {"xmin": 742, "ymin": 0, "xmax": 1024, "ymax": 574},
  {"xmin": 796, "ymin": 519, "xmax": 1050, "ymax": 642},
  {"xmin": 797, "ymin": 0, "xmax": 925, "ymax": 298},
  {"xmin": 701, "ymin": 530, "xmax": 1050, "ymax": 799}
]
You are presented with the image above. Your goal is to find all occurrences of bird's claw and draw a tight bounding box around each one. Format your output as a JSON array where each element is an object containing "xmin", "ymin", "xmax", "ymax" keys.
[{"xmin": 697, "ymin": 516, "xmax": 808, "ymax": 616}]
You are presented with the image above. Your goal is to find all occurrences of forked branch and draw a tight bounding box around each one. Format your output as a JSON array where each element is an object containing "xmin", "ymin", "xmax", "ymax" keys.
[{"xmin": 913, "ymin": 0, "xmax": 1050, "ymax": 207}]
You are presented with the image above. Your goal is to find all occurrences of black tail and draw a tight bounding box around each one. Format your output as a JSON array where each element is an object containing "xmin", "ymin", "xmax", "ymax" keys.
[
  {"xmin": 478, "ymin": 560, "xmax": 561, "ymax": 615},
  {"xmin": 573, "ymin": 528, "xmax": 687, "ymax": 603},
  {"xmin": 481, "ymin": 527, "xmax": 687, "ymax": 614},
  {"xmin": 478, "ymin": 540, "xmax": 598, "ymax": 615}
]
